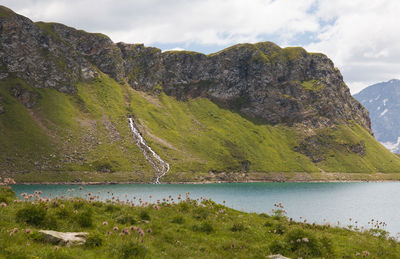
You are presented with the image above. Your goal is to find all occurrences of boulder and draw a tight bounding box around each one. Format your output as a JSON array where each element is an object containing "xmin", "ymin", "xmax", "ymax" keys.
[
  {"xmin": 267, "ymin": 255, "xmax": 291, "ymax": 259},
  {"xmin": 39, "ymin": 230, "xmax": 88, "ymax": 246}
]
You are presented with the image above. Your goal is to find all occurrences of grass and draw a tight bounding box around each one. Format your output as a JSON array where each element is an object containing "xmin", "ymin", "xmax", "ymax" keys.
[
  {"xmin": 301, "ymin": 80, "xmax": 325, "ymax": 91},
  {"xmin": 1, "ymin": 73, "xmax": 400, "ymax": 183},
  {"xmin": 0, "ymin": 186, "xmax": 399, "ymax": 258}
]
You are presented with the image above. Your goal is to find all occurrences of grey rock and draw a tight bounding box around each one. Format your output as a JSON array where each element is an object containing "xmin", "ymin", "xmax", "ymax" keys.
[
  {"xmin": 39, "ymin": 230, "xmax": 88, "ymax": 246},
  {"xmin": 268, "ymin": 255, "xmax": 291, "ymax": 259},
  {"xmin": 10, "ymin": 84, "xmax": 40, "ymax": 108},
  {"xmin": 0, "ymin": 5, "xmax": 370, "ymax": 132}
]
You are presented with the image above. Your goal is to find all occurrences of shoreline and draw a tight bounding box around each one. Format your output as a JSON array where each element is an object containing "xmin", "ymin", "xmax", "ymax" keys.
[
  {"xmin": 7, "ymin": 171, "xmax": 400, "ymax": 185},
  {"xmin": 14, "ymin": 179, "xmax": 400, "ymax": 185}
]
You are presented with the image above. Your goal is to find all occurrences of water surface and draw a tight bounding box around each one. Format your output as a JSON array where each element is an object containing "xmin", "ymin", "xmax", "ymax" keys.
[{"xmin": 11, "ymin": 182, "xmax": 400, "ymax": 236}]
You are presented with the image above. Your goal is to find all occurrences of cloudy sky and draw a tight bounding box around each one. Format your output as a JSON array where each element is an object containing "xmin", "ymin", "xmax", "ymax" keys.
[{"xmin": 2, "ymin": 0, "xmax": 400, "ymax": 93}]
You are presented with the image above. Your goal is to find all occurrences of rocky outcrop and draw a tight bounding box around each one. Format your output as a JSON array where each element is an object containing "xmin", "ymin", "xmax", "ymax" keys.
[
  {"xmin": 38, "ymin": 230, "xmax": 88, "ymax": 246},
  {"xmin": 0, "ymin": 6, "xmax": 97, "ymax": 93},
  {"xmin": 0, "ymin": 5, "xmax": 371, "ymax": 131},
  {"xmin": 10, "ymin": 84, "xmax": 40, "ymax": 108}
]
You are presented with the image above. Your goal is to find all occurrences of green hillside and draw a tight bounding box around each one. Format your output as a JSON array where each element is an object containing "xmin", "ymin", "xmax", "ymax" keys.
[{"xmin": 1, "ymin": 74, "xmax": 400, "ymax": 182}]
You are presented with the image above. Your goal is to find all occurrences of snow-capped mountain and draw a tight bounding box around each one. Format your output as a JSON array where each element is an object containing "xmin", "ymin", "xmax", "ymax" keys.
[{"xmin": 354, "ymin": 79, "xmax": 400, "ymax": 153}]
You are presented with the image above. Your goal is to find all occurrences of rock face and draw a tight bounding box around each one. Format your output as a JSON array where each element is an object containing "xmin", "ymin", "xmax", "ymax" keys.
[
  {"xmin": 0, "ymin": 5, "xmax": 370, "ymax": 131},
  {"xmin": 39, "ymin": 230, "xmax": 88, "ymax": 246},
  {"xmin": 0, "ymin": 6, "xmax": 97, "ymax": 93},
  {"xmin": 354, "ymin": 79, "xmax": 400, "ymax": 153}
]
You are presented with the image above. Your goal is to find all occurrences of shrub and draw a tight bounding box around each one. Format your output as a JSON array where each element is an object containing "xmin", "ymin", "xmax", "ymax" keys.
[
  {"xmin": 29, "ymin": 231, "xmax": 46, "ymax": 243},
  {"xmin": 284, "ymin": 228, "xmax": 331, "ymax": 257},
  {"xmin": 116, "ymin": 215, "xmax": 137, "ymax": 225},
  {"xmin": 0, "ymin": 187, "xmax": 16, "ymax": 204},
  {"xmin": 264, "ymin": 220, "xmax": 287, "ymax": 234},
  {"xmin": 56, "ymin": 206, "xmax": 71, "ymax": 219},
  {"xmin": 43, "ymin": 214, "xmax": 59, "ymax": 229},
  {"xmin": 269, "ymin": 238, "xmax": 290, "ymax": 255},
  {"xmin": 177, "ymin": 202, "xmax": 190, "ymax": 212},
  {"xmin": 75, "ymin": 209, "xmax": 93, "ymax": 227},
  {"xmin": 73, "ymin": 201, "xmax": 84, "ymax": 210},
  {"xmin": 16, "ymin": 204, "xmax": 46, "ymax": 226},
  {"xmin": 171, "ymin": 216, "xmax": 185, "ymax": 224},
  {"xmin": 193, "ymin": 221, "xmax": 214, "ymax": 234},
  {"xmin": 85, "ymin": 233, "xmax": 103, "ymax": 248},
  {"xmin": 118, "ymin": 241, "xmax": 147, "ymax": 259},
  {"xmin": 105, "ymin": 203, "xmax": 119, "ymax": 212},
  {"xmin": 231, "ymin": 223, "xmax": 245, "ymax": 232},
  {"xmin": 193, "ymin": 207, "xmax": 209, "ymax": 220},
  {"xmin": 139, "ymin": 211, "xmax": 150, "ymax": 221}
]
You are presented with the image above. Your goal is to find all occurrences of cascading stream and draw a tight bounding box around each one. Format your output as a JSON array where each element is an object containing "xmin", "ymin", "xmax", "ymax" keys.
[{"xmin": 128, "ymin": 117, "xmax": 170, "ymax": 184}]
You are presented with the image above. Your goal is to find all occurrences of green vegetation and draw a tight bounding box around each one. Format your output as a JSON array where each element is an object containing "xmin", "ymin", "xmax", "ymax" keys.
[
  {"xmin": 301, "ymin": 80, "xmax": 325, "ymax": 91},
  {"xmin": 0, "ymin": 186, "xmax": 399, "ymax": 258},
  {"xmin": 0, "ymin": 5, "xmax": 13, "ymax": 18},
  {"xmin": 1, "ymin": 73, "xmax": 400, "ymax": 183}
]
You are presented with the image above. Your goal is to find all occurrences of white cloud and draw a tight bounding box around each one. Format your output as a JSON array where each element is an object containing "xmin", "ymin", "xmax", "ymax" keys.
[
  {"xmin": 306, "ymin": 0, "xmax": 400, "ymax": 92},
  {"xmin": 162, "ymin": 47, "xmax": 185, "ymax": 52},
  {"xmin": 2, "ymin": 0, "xmax": 400, "ymax": 92},
  {"xmin": 1, "ymin": 0, "xmax": 319, "ymax": 45}
]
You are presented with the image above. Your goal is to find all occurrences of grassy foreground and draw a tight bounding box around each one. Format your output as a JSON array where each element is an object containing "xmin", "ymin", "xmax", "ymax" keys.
[{"xmin": 0, "ymin": 185, "xmax": 399, "ymax": 258}]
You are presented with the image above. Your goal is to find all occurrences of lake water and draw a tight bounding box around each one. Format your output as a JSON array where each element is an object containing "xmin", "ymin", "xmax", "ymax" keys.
[{"xmin": 11, "ymin": 182, "xmax": 400, "ymax": 237}]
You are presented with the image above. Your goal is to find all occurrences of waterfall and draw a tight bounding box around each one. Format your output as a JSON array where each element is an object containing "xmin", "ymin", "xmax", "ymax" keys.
[{"xmin": 128, "ymin": 117, "xmax": 170, "ymax": 184}]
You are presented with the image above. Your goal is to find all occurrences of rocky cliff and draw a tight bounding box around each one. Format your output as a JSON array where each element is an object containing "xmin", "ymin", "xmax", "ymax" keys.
[
  {"xmin": 2, "ymin": 5, "xmax": 398, "ymax": 182},
  {"xmin": 0, "ymin": 5, "xmax": 370, "ymax": 131}
]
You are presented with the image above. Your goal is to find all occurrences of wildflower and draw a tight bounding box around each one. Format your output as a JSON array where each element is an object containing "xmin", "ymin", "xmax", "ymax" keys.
[
  {"xmin": 103, "ymin": 221, "xmax": 108, "ymax": 226},
  {"xmin": 73, "ymin": 210, "xmax": 78, "ymax": 214},
  {"xmin": 113, "ymin": 226, "xmax": 119, "ymax": 231},
  {"xmin": 130, "ymin": 226, "xmax": 137, "ymax": 231},
  {"xmin": 147, "ymin": 228, "xmax": 152, "ymax": 233},
  {"xmin": 13, "ymin": 228, "xmax": 18, "ymax": 233},
  {"xmin": 25, "ymin": 229, "xmax": 31, "ymax": 234},
  {"xmin": 54, "ymin": 246, "xmax": 59, "ymax": 251},
  {"xmin": 10, "ymin": 232, "xmax": 14, "ymax": 237},
  {"xmin": 302, "ymin": 237, "xmax": 309, "ymax": 243},
  {"xmin": 296, "ymin": 239, "xmax": 301, "ymax": 243},
  {"xmin": 119, "ymin": 233, "xmax": 124, "ymax": 236},
  {"xmin": 0, "ymin": 202, "xmax": 7, "ymax": 207},
  {"xmin": 107, "ymin": 231, "xmax": 113, "ymax": 235}
]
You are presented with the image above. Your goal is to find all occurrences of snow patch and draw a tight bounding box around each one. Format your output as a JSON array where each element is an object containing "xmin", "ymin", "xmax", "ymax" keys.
[
  {"xmin": 379, "ymin": 109, "xmax": 388, "ymax": 117},
  {"xmin": 383, "ymin": 98, "xmax": 388, "ymax": 106}
]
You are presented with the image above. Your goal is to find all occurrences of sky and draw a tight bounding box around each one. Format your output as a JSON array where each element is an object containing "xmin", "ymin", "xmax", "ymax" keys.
[{"xmin": 2, "ymin": 0, "xmax": 400, "ymax": 94}]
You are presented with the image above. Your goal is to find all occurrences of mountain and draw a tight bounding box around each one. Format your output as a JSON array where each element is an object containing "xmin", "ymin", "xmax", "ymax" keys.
[
  {"xmin": 1, "ymin": 5, "xmax": 400, "ymax": 183},
  {"xmin": 354, "ymin": 79, "xmax": 400, "ymax": 153}
]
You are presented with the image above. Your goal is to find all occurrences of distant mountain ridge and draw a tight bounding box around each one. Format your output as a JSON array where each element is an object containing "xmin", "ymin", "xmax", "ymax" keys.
[{"xmin": 354, "ymin": 79, "xmax": 400, "ymax": 153}]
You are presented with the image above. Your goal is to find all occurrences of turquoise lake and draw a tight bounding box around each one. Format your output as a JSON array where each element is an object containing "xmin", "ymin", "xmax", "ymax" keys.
[{"xmin": 11, "ymin": 182, "xmax": 400, "ymax": 237}]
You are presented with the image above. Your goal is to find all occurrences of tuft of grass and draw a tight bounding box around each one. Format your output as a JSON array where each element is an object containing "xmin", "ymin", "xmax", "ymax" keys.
[{"xmin": 301, "ymin": 80, "xmax": 324, "ymax": 91}]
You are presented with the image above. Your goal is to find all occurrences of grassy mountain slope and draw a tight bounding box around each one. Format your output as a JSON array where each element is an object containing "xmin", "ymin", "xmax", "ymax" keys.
[{"xmin": 1, "ymin": 74, "xmax": 400, "ymax": 182}]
